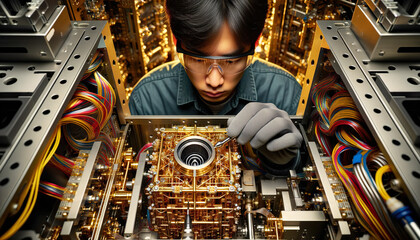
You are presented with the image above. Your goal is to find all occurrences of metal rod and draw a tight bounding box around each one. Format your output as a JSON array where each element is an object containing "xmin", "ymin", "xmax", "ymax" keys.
[
  {"xmin": 246, "ymin": 197, "xmax": 254, "ymax": 240},
  {"xmin": 247, "ymin": 212, "xmax": 254, "ymax": 239}
]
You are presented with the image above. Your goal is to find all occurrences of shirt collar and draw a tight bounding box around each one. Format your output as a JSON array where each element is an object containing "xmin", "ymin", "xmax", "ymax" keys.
[
  {"xmin": 177, "ymin": 64, "xmax": 196, "ymax": 105},
  {"xmin": 177, "ymin": 62, "xmax": 257, "ymax": 106},
  {"xmin": 236, "ymin": 64, "xmax": 257, "ymax": 102}
]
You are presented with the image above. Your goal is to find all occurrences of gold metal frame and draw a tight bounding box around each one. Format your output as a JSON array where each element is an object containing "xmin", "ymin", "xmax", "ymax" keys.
[{"xmin": 296, "ymin": 24, "xmax": 329, "ymax": 116}]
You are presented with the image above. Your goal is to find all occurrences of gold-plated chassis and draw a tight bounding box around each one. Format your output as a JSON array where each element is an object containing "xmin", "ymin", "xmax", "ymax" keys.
[{"xmin": 147, "ymin": 125, "xmax": 242, "ymax": 239}]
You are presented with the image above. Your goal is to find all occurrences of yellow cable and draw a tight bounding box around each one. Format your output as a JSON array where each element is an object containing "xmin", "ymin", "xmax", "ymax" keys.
[
  {"xmin": 40, "ymin": 192, "xmax": 64, "ymax": 201},
  {"xmin": 332, "ymin": 145, "xmax": 390, "ymax": 240},
  {"xmin": 1, "ymin": 62, "xmax": 113, "ymax": 239},
  {"xmin": 375, "ymin": 165, "xmax": 392, "ymax": 201},
  {"xmin": 0, "ymin": 128, "xmax": 61, "ymax": 240}
]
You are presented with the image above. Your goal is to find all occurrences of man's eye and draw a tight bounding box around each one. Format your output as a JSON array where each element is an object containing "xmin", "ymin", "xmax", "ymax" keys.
[{"xmin": 193, "ymin": 58, "xmax": 205, "ymax": 63}]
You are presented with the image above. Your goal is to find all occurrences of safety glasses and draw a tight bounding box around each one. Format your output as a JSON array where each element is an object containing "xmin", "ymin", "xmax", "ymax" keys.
[{"xmin": 177, "ymin": 42, "xmax": 254, "ymax": 76}]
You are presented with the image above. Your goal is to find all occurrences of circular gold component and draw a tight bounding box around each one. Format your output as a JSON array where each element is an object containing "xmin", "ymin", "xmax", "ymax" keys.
[{"xmin": 174, "ymin": 136, "xmax": 215, "ymax": 176}]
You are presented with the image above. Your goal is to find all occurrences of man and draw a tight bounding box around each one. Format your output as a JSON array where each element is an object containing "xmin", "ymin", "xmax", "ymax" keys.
[{"xmin": 129, "ymin": 0, "xmax": 303, "ymax": 173}]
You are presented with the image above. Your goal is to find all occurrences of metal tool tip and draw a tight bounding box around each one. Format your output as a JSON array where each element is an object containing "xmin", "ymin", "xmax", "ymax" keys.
[{"xmin": 214, "ymin": 136, "xmax": 233, "ymax": 148}]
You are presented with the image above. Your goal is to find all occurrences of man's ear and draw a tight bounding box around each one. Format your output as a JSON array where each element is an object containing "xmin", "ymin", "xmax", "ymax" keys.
[{"xmin": 173, "ymin": 36, "xmax": 177, "ymax": 45}]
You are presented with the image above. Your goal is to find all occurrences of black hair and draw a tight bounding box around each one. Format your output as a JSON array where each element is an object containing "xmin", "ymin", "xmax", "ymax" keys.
[{"xmin": 165, "ymin": 0, "xmax": 268, "ymax": 51}]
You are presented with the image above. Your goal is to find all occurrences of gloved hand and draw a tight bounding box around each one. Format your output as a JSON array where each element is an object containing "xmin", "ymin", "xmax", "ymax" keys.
[{"xmin": 227, "ymin": 102, "xmax": 303, "ymax": 165}]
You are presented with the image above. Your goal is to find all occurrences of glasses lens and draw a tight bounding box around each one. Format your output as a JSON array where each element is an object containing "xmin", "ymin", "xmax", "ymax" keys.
[{"xmin": 179, "ymin": 54, "xmax": 253, "ymax": 75}]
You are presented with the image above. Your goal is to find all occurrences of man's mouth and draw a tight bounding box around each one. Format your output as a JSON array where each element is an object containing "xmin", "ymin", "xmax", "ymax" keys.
[{"xmin": 204, "ymin": 91, "xmax": 224, "ymax": 98}]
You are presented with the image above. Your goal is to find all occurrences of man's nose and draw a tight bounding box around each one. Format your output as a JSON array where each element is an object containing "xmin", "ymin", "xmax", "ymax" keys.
[{"xmin": 206, "ymin": 63, "xmax": 224, "ymax": 88}]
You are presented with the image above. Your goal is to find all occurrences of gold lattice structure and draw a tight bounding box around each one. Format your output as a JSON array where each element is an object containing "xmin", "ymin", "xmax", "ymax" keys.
[{"xmin": 146, "ymin": 126, "xmax": 242, "ymax": 239}]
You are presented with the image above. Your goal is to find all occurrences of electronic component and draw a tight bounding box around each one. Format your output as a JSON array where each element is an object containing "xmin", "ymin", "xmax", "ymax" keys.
[
  {"xmin": 62, "ymin": 0, "xmax": 174, "ymax": 89},
  {"xmin": 259, "ymin": 0, "xmax": 356, "ymax": 85},
  {"xmin": 146, "ymin": 126, "xmax": 241, "ymax": 239},
  {"xmin": 1, "ymin": 1, "xmax": 420, "ymax": 240}
]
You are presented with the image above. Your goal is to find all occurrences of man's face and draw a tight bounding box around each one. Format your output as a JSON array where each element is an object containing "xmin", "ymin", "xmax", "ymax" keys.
[{"xmin": 183, "ymin": 23, "xmax": 252, "ymax": 103}]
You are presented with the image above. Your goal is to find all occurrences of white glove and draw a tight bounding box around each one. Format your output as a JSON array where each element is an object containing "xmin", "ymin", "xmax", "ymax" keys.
[{"xmin": 227, "ymin": 102, "xmax": 303, "ymax": 164}]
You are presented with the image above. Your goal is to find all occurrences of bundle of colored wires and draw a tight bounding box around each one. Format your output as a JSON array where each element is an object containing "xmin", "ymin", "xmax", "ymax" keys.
[
  {"xmin": 94, "ymin": 132, "xmax": 116, "ymax": 166},
  {"xmin": 49, "ymin": 154, "xmax": 75, "ymax": 176},
  {"xmin": 311, "ymin": 75, "xmax": 400, "ymax": 239},
  {"xmin": 97, "ymin": 149, "xmax": 110, "ymax": 166},
  {"xmin": 82, "ymin": 51, "xmax": 103, "ymax": 80},
  {"xmin": 238, "ymin": 145, "xmax": 267, "ymax": 175},
  {"xmin": 97, "ymin": 133, "xmax": 116, "ymax": 156},
  {"xmin": 331, "ymin": 145, "xmax": 393, "ymax": 239},
  {"xmin": 311, "ymin": 76, "xmax": 372, "ymax": 155},
  {"xmin": 310, "ymin": 74, "xmax": 344, "ymax": 127},
  {"xmin": 314, "ymin": 119, "xmax": 333, "ymax": 155},
  {"xmin": 53, "ymin": 52, "xmax": 115, "ymax": 173},
  {"xmin": 0, "ymin": 127, "xmax": 61, "ymax": 240},
  {"xmin": 326, "ymin": 92, "xmax": 372, "ymax": 150},
  {"xmin": 376, "ymin": 165, "xmax": 420, "ymax": 240},
  {"xmin": 0, "ymin": 52, "xmax": 117, "ymax": 239},
  {"xmin": 61, "ymin": 67, "xmax": 115, "ymax": 152},
  {"xmin": 353, "ymin": 150, "xmax": 399, "ymax": 239},
  {"xmin": 104, "ymin": 118, "xmax": 118, "ymax": 138},
  {"xmin": 310, "ymin": 74, "xmax": 344, "ymax": 155},
  {"xmin": 39, "ymin": 181, "xmax": 65, "ymax": 200}
]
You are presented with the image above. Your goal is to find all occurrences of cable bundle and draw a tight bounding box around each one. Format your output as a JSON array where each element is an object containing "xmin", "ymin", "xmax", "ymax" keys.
[
  {"xmin": 375, "ymin": 166, "xmax": 420, "ymax": 240},
  {"xmin": 0, "ymin": 52, "xmax": 117, "ymax": 239},
  {"xmin": 238, "ymin": 144, "xmax": 267, "ymax": 176},
  {"xmin": 50, "ymin": 154, "xmax": 75, "ymax": 176},
  {"xmin": 39, "ymin": 181, "xmax": 65, "ymax": 200},
  {"xmin": 82, "ymin": 51, "xmax": 103, "ymax": 80},
  {"xmin": 311, "ymin": 75, "xmax": 402, "ymax": 239},
  {"xmin": 332, "ymin": 146, "xmax": 399, "ymax": 239},
  {"xmin": 61, "ymin": 70, "xmax": 116, "ymax": 153},
  {"xmin": 311, "ymin": 74, "xmax": 372, "ymax": 155},
  {"xmin": 0, "ymin": 127, "xmax": 61, "ymax": 240},
  {"xmin": 354, "ymin": 150, "xmax": 401, "ymax": 238}
]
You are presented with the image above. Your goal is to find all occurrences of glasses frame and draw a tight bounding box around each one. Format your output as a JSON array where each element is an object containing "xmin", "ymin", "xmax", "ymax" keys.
[{"xmin": 176, "ymin": 41, "xmax": 255, "ymax": 60}]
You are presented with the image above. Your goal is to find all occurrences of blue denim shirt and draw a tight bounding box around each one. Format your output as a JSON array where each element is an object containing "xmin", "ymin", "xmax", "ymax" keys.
[{"xmin": 129, "ymin": 58, "xmax": 302, "ymax": 115}]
